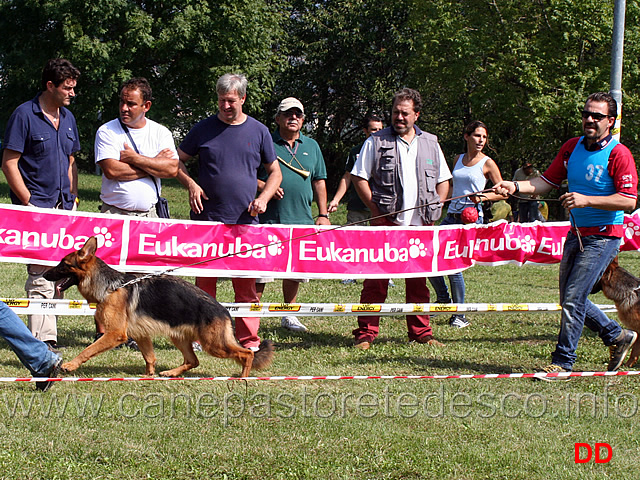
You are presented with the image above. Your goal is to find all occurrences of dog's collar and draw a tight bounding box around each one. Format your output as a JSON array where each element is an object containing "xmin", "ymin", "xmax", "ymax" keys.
[{"xmin": 119, "ymin": 273, "xmax": 163, "ymax": 289}]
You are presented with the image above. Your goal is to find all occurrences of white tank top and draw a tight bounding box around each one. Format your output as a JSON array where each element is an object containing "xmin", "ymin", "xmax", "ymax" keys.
[{"xmin": 448, "ymin": 154, "xmax": 489, "ymax": 216}]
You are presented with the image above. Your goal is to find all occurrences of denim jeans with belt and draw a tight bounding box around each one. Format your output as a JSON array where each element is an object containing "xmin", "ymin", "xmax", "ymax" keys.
[{"xmin": 551, "ymin": 232, "xmax": 622, "ymax": 370}]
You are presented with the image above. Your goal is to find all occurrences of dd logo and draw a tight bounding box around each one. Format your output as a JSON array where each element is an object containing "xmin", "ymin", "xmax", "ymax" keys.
[{"xmin": 574, "ymin": 443, "xmax": 612, "ymax": 464}]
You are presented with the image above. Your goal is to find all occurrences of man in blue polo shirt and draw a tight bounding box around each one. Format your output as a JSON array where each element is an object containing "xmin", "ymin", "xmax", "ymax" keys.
[{"xmin": 1, "ymin": 58, "xmax": 81, "ymax": 350}]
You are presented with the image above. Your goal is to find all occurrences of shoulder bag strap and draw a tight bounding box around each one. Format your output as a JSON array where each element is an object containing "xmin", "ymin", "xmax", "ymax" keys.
[{"xmin": 119, "ymin": 120, "xmax": 161, "ymax": 196}]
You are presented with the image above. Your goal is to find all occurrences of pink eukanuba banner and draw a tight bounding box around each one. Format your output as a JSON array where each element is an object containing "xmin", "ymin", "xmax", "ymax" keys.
[{"xmin": 0, "ymin": 204, "xmax": 639, "ymax": 279}]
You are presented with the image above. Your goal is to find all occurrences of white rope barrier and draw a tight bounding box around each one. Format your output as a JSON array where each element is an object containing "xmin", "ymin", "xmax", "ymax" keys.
[
  {"xmin": 7, "ymin": 370, "xmax": 640, "ymax": 384},
  {"xmin": 0, "ymin": 298, "xmax": 628, "ymax": 385},
  {"xmin": 2, "ymin": 297, "xmax": 617, "ymax": 316}
]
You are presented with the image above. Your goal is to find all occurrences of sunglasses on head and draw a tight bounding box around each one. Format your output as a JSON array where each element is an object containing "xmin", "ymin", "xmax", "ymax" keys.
[{"xmin": 581, "ymin": 111, "xmax": 610, "ymax": 121}]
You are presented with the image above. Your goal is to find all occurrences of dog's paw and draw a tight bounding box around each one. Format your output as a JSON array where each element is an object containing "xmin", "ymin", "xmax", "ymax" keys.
[{"xmin": 61, "ymin": 362, "xmax": 78, "ymax": 373}]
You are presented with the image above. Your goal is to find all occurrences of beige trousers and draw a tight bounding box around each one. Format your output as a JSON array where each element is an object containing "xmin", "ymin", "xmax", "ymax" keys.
[{"xmin": 25, "ymin": 264, "xmax": 58, "ymax": 342}]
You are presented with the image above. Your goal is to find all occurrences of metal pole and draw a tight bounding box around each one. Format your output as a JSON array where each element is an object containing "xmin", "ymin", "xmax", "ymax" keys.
[{"xmin": 610, "ymin": 0, "xmax": 626, "ymax": 140}]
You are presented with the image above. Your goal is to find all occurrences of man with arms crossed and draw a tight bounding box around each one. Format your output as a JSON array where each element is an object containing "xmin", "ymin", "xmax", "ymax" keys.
[
  {"xmin": 96, "ymin": 77, "xmax": 178, "ymax": 218},
  {"xmin": 94, "ymin": 77, "xmax": 178, "ymax": 348},
  {"xmin": 495, "ymin": 92, "xmax": 638, "ymax": 379}
]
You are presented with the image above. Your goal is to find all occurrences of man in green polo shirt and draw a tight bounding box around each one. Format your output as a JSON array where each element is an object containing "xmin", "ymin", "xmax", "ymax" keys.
[{"xmin": 257, "ymin": 97, "xmax": 330, "ymax": 332}]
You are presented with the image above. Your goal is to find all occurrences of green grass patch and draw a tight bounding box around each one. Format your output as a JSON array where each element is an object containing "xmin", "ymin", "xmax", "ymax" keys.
[{"xmin": 0, "ymin": 172, "xmax": 638, "ymax": 478}]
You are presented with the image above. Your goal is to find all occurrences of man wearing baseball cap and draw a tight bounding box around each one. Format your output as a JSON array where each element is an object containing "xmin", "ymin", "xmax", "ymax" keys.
[{"xmin": 256, "ymin": 97, "xmax": 330, "ymax": 332}]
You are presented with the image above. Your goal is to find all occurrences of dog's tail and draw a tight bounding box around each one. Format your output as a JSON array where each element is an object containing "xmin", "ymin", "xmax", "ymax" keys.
[{"xmin": 251, "ymin": 339, "xmax": 275, "ymax": 370}]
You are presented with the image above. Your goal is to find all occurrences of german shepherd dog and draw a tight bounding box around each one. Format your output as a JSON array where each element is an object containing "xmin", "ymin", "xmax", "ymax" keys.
[
  {"xmin": 43, "ymin": 236, "xmax": 274, "ymax": 377},
  {"xmin": 592, "ymin": 256, "xmax": 640, "ymax": 367}
]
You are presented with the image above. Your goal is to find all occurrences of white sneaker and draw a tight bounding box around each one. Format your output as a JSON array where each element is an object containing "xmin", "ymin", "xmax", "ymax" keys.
[
  {"xmin": 281, "ymin": 315, "xmax": 308, "ymax": 332},
  {"xmin": 388, "ymin": 279, "xmax": 396, "ymax": 287},
  {"xmin": 192, "ymin": 341, "xmax": 202, "ymax": 352},
  {"xmin": 449, "ymin": 316, "xmax": 470, "ymax": 328}
]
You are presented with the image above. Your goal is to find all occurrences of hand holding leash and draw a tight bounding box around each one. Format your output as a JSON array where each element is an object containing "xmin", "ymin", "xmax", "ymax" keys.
[
  {"xmin": 560, "ymin": 191, "xmax": 588, "ymax": 210},
  {"xmin": 492, "ymin": 181, "xmax": 517, "ymax": 197}
]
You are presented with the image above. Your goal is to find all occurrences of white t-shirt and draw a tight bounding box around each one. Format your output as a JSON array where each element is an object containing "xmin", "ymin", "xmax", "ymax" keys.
[
  {"xmin": 351, "ymin": 132, "xmax": 452, "ymax": 226},
  {"xmin": 95, "ymin": 118, "xmax": 178, "ymax": 211}
]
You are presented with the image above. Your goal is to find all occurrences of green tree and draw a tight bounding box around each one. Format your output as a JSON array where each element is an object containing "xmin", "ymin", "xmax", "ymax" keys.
[
  {"xmin": 0, "ymin": 0, "xmax": 285, "ymax": 171},
  {"xmin": 273, "ymin": 0, "xmax": 416, "ymax": 189},
  {"xmin": 409, "ymin": 0, "xmax": 640, "ymax": 175}
]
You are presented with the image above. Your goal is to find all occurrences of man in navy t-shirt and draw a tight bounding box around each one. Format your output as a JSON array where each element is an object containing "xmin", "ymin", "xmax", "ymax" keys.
[{"xmin": 177, "ymin": 73, "xmax": 282, "ymax": 350}]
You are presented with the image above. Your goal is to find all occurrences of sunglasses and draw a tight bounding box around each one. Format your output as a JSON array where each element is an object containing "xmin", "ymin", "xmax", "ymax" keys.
[
  {"xmin": 281, "ymin": 109, "xmax": 304, "ymax": 119},
  {"xmin": 581, "ymin": 111, "xmax": 610, "ymax": 122}
]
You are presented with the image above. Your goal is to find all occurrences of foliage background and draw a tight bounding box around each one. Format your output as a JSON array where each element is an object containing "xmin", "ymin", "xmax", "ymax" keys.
[{"xmin": 1, "ymin": 0, "xmax": 639, "ymax": 191}]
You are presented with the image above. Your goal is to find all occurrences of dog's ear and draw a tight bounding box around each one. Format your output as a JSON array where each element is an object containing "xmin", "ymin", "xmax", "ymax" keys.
[
  {"xmin": 592, "ymin": 257, "xmax": 617, "ymax": 294},
  {"xmin": 591, "ymin": 278, "xmax": 603, "ymax": 294},
  {"xmin": 78, "ymin": 236, "xmax": 98, "ymax": 260}
]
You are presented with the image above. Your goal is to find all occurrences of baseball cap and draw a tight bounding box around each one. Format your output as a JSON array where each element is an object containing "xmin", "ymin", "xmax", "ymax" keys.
[{"xmin": 277, "ymin": 97, "xmax": 304, "ymax": 115}]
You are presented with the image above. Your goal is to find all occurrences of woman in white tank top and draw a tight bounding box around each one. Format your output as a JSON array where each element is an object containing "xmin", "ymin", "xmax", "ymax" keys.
[{"xmin": 429, "ymin": 121, "xmax": 506, "ymax": 328}]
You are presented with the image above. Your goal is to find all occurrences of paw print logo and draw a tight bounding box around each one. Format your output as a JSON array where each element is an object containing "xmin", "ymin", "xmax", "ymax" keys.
[
  {"xmin": 267, "ymin": 235, "xmax": 284, "ymax": 256},
  {"xmin": 93, "ymin": 227, "xmax": 114, "ymax": 248},
  {"xmin": 409, "ymin": 238, "xmax": 428, "ymax": 259},
  {"xmin": 520, "ymin": 234, "xmax": 537, "ymax": 253},
  {"xmin": 623, "ymin": 221, "xmax": 640, "ymax": 241}
]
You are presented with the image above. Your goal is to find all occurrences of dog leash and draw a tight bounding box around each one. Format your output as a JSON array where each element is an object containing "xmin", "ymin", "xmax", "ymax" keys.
[
  {"xmin": 117, "ymin": 188, "xmax": 497, "ymax": 288},
  {"xmin": 508, "ymin": 193, "xmax": 583, "ymax": 251}
]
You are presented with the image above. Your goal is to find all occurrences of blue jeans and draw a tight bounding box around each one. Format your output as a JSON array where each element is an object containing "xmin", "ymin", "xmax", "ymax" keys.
[
  {"xmin": 0, "ymin": 301, "xmax": 60, "ymax": 376},
  {"xmin": 551, "ymin": 233, "xmax": 622, "ymax": 370},
  {"xmin": 429, "ymin": 213, "xmax": 482, "ymax": 316}
]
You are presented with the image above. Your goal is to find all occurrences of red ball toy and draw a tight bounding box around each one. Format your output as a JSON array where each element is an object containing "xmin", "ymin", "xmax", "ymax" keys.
[{"xmin": 461, "ymin": 207, "xmax": 479, "ymax": 224}]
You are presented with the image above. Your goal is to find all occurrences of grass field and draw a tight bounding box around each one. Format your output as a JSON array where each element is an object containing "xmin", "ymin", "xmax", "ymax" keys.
[{"xmin": 0, "ymin": 172, "xmax": 638, "ymax": 479}]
